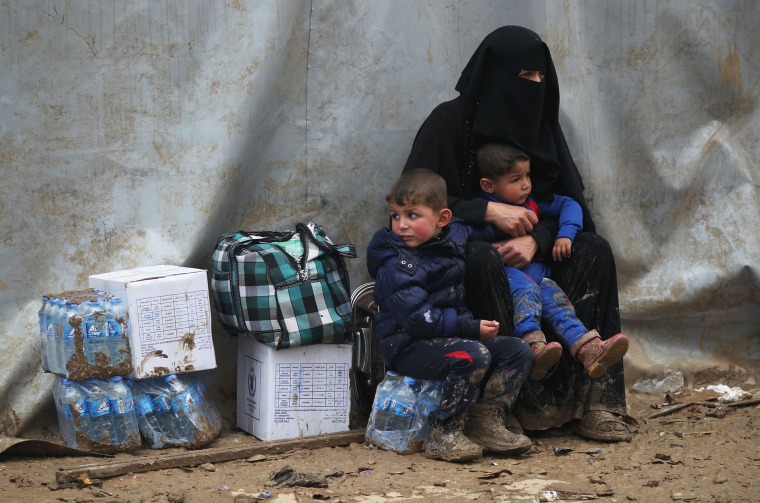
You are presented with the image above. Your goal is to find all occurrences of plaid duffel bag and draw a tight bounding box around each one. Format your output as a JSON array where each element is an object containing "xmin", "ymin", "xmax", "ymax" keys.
[{"xmin": 210, "ymin": 222, "xmax": 357, "ymax": 349}]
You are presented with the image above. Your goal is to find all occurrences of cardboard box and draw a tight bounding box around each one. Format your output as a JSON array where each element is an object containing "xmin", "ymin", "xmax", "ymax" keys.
[
  {"xmin": 237, "ymin": 336, "xmax": 351, "ymax": 441},
  {"xmin": 89, "ymin": 266, "xmax": 216, "ymax": 379}
]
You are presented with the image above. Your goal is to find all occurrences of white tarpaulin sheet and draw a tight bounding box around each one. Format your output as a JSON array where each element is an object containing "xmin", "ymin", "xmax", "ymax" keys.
[{"xmin": 1, "ymin": 1, "xmax": 758, "ymax": 436}]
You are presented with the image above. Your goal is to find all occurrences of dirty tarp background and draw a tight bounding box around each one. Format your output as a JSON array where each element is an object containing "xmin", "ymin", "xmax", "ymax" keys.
[{"xmin": 1, "ymin": 1, "xmax": 758, "ymax": 437}]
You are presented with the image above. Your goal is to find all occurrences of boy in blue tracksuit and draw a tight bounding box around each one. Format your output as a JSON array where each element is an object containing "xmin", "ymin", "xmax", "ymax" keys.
[
  {"xmin": 476, "ymin": 143, "xmax": 629, "ymax": 381},
  {"xmin": 366, "ymin": 168, "xmax": 533, "ymax": 462}
]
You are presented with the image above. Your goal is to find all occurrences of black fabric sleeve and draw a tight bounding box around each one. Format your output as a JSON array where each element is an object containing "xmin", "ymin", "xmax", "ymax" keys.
[{"xmin": 532, "ymin": 219, "xmax": 558, "ymax": 259}]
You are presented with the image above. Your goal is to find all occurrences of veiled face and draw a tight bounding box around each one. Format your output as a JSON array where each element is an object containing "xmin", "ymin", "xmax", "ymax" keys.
[{"xmin": 518, "ymin": 70, "xmax": 546, "ymax": 82}]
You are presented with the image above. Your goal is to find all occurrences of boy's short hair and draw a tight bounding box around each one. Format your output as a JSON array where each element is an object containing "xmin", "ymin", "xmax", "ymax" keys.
[
  {"xmin": 386, "ymin": 169, "xmax": 448, "ymax": 211},
  {"xmin": 477, "ymin": 143, "xmax": 530, "ymax": 180}
]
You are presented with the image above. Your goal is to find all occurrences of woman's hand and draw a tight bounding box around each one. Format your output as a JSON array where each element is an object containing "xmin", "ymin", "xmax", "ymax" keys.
[
  {"xmin": 493, "ymin": 236, "xmax": 538, "ymax": 268},
  {"xmin": 479, "ymin": 320, "xmax": 500, "ymax": 342},
  {"xmin": 485, "ymin": 201, "xmax": 538, "ymax": 237}
]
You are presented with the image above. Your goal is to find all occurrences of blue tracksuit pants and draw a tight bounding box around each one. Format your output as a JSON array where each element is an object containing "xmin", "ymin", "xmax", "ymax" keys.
[{"xmin": 506, "ymin": 266, "xmax": 588, "ymax": 347}]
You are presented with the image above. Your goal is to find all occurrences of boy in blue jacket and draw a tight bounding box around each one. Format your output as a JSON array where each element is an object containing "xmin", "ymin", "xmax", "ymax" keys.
[
  {"xmin": 477, "ymin": 143, "xmax": 629, "ymax": 380},
  {"xmin": 367, "ymin": 168, "xmax": 533, "ymax": 462}
]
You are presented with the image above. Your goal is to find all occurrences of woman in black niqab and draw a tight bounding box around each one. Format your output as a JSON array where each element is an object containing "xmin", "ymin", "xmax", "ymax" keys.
[{"xmin": 402, "ymin": 25, "xmax": 632, "ymax": 442}]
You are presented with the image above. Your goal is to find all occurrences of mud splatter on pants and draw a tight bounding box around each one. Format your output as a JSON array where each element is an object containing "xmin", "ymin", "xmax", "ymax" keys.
[
  {"xmin": 391, "ymin": 336, "xmax": 532, "ymax": 423},
  {"xmin": 464, "ymin": 234, "xmax": 627, "ymax": 430},
  {"xmin": 507, "ymin": 267, "xmax": 587, "ymax": 347}
]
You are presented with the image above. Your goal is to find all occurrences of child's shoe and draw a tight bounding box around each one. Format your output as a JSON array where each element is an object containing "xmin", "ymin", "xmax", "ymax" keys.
[
  {"xmin": 522, "ymin": 331, "xmax": 562, "ymax": 380},
  {"xmin": 424, "ymin": 416, "xmax": 482, "ymax": 462},
  {"xmin": 572, "ymin": 330, "xmax": 629, "ymax": 378}
]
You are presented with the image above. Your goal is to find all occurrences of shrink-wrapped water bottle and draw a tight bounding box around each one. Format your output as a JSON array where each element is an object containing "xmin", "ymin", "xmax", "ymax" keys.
[
  {"xmin": 193, "ymin": 377, "xmax": 223, "ymax": 432},
  {"xmin": 107, "ymin": 376, "xmax": 140, "ymax": 450},
  {"xmin": 83, "ymin": 379, "xmax": 113, "ymax": 444},
  {"xmin": 60, "ymin": 303, "xmax": 79, "ymax": 375},
  {"xmin": 106, "ymin": 297, "xmax": 128, "ymax": 366},
  {"xmin": 50, "ymin": 299, "xmax": 66, "ymax": 374},
  {"xmin": 83, "ymin": 300, "xmax": 108, "ymax": 365},
  {"xmin": 165, "ymin": 374, "xmax": 202, "ymax": 441},
  {"xmin": 367, "ymin": 373, "xmax": 423, "ymax": 453},
  {"xmin": 151, "ymin": 393, "xmax": 180, "ymax": 441},
  {"xmin": 414, "ymin": 380, "xmax": 443, "ymax": 445},
  {"xmin": 40, "ymin": 296, "xmax": 51, "ymax": 371},
  {"xmin": 130, "ymin": 383, "xmax": 165, "ymax": 448},
  {"xmin": 386, "ymin": 376, "xmax": 418, "ymax": 433},
  {"xmin": 57, "ymin": 378, "xmax": 90, "ymax": 448},
  {"xmin": 369, "ymin": 371, "xmax": 402, "ymax": 432}
]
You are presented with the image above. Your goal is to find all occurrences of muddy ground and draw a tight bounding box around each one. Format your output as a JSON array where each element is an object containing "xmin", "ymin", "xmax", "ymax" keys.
[{"xmin": 1, "ymin": 369, "xmax": 759, "ymax": 503}]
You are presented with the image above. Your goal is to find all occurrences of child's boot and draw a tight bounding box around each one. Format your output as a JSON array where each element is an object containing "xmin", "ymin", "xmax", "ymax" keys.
[
  {"xmin": 522, "ymin": 331, "xmax": 562, "ymax": 380},
  {"xmin": 424, "ymin": 416, "xmax": 482, "ymax": 462},
  {"xmin": 572, "ymin": 330, "xmax": 629, "ymax": 378},
  {"xmin": 463, "ymin": 402, "xmax": 532, "ymax": 454}
]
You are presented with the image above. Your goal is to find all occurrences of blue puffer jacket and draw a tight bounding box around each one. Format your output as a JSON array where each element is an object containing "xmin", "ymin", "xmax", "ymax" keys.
[{"xmin": 366, "ymin": 219, "xmax": 498, "ymax": 367}]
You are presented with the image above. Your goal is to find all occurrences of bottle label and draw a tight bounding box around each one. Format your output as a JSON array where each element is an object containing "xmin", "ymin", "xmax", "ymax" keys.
[
  {"xmin": 135, "ymin": 396, "xmax": 154, "ymax": 416},
  {"xmin": 86, "ymin": 398, "xmax": 110, "ymax": 417},
  {"xmin": 153, "ymin": 396, "xmax": 172, "ymax": 414},
  {"xmin": 170, "ymin": 391, "xmax": 196, "ymax": 413},
  {"xmin": 85, "ymin": 322, "xmax": 102, "ymax": 338},
  {"xmin": 390, "ymin": 400, "xmax": 414, "ymax": 418},
  {"xmin": 63, "ymin": 326, "xmax": 76, "ymax": 342},
  {"xmin": 63, "ymin": 400, "xmax": 87, "ymax": 419},
  {"xmin": 107, "ymin": 320, "xmax": 122, "ymax": 337},
  {"xmin": 109, "ymin": 398, "xmax": 135, "ymax": 415}
]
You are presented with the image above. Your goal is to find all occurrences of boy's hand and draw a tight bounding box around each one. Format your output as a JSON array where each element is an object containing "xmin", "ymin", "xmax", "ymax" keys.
[
  {"xmin": 479, "ymin": 320, "xmax": 500, "ymax": 342},
  {"xmin": 552, "ymin": 237, "xmax": 573, "ymax": 262}
]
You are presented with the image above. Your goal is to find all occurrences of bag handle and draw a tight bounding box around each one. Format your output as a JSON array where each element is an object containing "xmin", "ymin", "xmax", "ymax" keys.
[
  {"xmin": 296, "ymin": 222, "xmax": 357, "ymax": 258},
  {"xmin": 233, "ymin": 229, "xmax": 296, "ymax": 245}
]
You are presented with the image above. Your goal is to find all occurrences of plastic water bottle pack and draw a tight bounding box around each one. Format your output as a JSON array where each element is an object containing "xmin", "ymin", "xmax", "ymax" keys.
[
  {"xmin": 365, "ymin": 372, "xmax": 443, "ymax": 454},
  {"xmin": 130, "ymin": 374, "xmax": 222, "ymax": 449},
  {"xmin": 53, "ymin": 376, "xmax": 141, "ymax": 453},
  {"xmin": 39, "ymin": 288, "xmax": 132, "ymax": 379}
]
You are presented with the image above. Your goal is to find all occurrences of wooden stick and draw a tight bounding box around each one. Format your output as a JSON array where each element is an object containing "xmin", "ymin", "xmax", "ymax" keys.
[
  {"xmin": 56, "ymin": 430, "xmax": 365, "ymax": 485},
  {"xmin": 647, "ymin": 395, "xmax": 760, "ymax": 420}
]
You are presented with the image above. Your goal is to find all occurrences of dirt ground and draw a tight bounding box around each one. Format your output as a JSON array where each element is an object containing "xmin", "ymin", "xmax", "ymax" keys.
[{"xmin": 1, "ymin": 368, "xmax": 759, "ymax": 503}]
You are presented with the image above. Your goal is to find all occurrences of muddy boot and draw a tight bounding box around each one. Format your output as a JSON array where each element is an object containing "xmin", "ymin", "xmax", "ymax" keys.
[
  {"xmin": 522, "ymin": 331, "xmax": 562, "ymax": 381},
  {"xmin": 572, "ymin": 330, "xmax": 629, "ymax": 379},
  {"xmin": 424, "ymin": 416, "xmax": 482, "ymax": 462},
  {"xmin": 463, "ymin": 403, "xmax": 532, "ymax": 454}
]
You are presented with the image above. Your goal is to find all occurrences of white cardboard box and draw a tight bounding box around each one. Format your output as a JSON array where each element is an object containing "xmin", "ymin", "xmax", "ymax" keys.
[
  {"xmin": 237, "ymin": 336, "xmax": 351, "ymax": 441},
  {"xmin": 89, "ymin": 266, "xmax": 216, "ymax": 379}
]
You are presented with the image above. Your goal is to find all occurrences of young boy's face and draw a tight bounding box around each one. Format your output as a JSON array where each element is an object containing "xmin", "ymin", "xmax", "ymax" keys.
[
  {"xmin": 484, "ymin": 159, "xmax": 532, "ymax": 205},
  {"xmin": 388, "ymin": 201, "xmax": 449, "ymax": 248}
]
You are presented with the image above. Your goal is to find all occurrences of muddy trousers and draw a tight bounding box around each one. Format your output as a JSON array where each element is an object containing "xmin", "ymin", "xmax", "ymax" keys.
[
  {"xmin": 506, "ymin": 267, "xmax": 587, "ymax": 347},
  {"xmin": 464, "ymin": 234, "xmax": 627, "ymax": 427},
  {"xmin": 390, "ymin": 336, "xmax": 532, "ymax": 423}
]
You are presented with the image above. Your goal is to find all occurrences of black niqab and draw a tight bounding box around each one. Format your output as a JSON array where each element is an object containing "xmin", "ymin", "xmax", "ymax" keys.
[{"xmin": 455, "ymin": 26, "xmax": 565, "ymax": 202}]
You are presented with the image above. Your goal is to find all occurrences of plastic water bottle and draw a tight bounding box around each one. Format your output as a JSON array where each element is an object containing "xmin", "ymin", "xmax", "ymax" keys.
[
  {"xmin": 53, "ymin": 378, "xmax": 70, "ymax": 445},
  {"xmin": 130, "ymin": 384, "xmax": 165, "ymax": 448},
  {"xmin": 49, "ymin": 299, "xmax": 66, "ymax": 374},
  {"xmin": 151, "ymin": 393, "xmax": 180, "ymax": 441},
  {"xmin": 386, "ymin": 376, "xmax": 417, "ymax": 433},
  {"xmin": 83, "ymin": 379, "xmax": 113, "ymax": 444},
  {"xmin": 60, "ymin": 303, "xmax": 79, "ymax": 375},
  {"xmin": 40, "ymin": 296, "xmax": 51, "ymax": 371},
  {"xmin": 105, "ymin": 297, "xmax": 128, "ymax": 366},
  {"xmin": 414, "ymin": 380, "xmax": 443, "ymax": 445},
  {"xmin": 370, "ymin": 371, "xmax": 402, "ymax": 432},
  {"xmin": 193, "ymin": 377, "xmax": 222, "ymax": 432},
  {"xmin": 83, "ymin": 300, "xmax": 108, "ymax": 365},
  {"xmin": 165, "ymin": 374, "xmax": 202, "ymax": 441},
  {"xmin": 107, "ymin": 376, "xmax": 140, "ymax": 449},
  {"xmin": 58, "ymin": 378, "xmax": 90, "ymax": 448}
]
